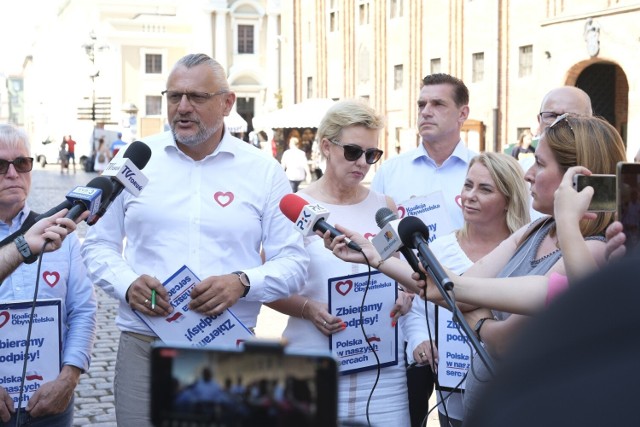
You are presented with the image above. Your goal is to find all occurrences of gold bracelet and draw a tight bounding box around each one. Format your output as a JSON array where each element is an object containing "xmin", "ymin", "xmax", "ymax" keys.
[
  {"xmin": 375, "ymin": 258, "xmax": 385, "ymax": 269},
  {"xmin": 301, "ymin": 299, "xmax": 309, "ymax": 319}
]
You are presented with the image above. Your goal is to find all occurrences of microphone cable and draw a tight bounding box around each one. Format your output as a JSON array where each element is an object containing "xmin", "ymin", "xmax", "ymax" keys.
[{"xmin": 15, "ymin": 240, "xmax": 50, "ymax": 426}]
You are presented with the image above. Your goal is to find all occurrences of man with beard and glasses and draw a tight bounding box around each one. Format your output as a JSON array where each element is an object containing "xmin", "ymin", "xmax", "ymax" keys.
[{"xmin": 81, "ymin": 53, "xmax": 309, "ymax": 426}]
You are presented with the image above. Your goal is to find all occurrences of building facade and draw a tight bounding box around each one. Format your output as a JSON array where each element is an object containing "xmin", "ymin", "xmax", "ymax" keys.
[{"xmin": 281, "ymin": 0, "xmax": 640, "ymax": 159}]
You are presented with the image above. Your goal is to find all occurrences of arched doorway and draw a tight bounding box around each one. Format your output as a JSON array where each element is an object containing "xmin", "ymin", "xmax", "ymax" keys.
[{"xmin": 570, "ymin": 61, "xmax": 629, "ymax": 146}]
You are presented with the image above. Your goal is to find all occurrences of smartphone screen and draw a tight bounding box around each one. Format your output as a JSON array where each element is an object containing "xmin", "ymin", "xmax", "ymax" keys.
[
  {"xmin": 150, "ymin": 344, "xmax": 338, "ymax": 427},
  {"xmin": 572, "ymin": 174, "xmax": 616, "ymax": 212},
  {"xmin": 617, "ymin": 162, "xmax": 640, "ymax": 253}
]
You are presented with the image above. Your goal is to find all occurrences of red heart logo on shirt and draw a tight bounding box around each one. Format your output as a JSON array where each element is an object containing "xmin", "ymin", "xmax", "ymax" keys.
[
  {"xmin": 214, "ymin": 191, "xmax": 234, "ymax": 207},
  {"xmin": 455, "ymin": 195, "xmax": 463, "ymax": 209},
  {"xmin": 364, "ymin": 233, "xmax": 375, "ymax": 240},
  {"xmin": 43, "ymin": 271, "xmax": 60, "ymax": 287},
  {"xmin": 397, "ymin": 205, "xmax": 406, "ymax": 218},
  {"xmin": 335, "ymin": 280, "xmax": 353, "ymax": 296},
  {"xmin": 0, "ymin": 311, "xmax": 9, "ymax": 328}
]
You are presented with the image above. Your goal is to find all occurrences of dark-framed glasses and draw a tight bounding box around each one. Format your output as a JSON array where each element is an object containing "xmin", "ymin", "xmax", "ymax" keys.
[
  {"xmin": 161, "ymin": 90, "xmax": 228, "ymax": 105},
  {"xmin": 549, "ymin": 112, "xmax": 574, "ymax": 133},
  {"xmin": 329, "ymin": 139, "xmax": 383, "ymax": 164},
  {"xmin": 0, "ymin": 157, "xmax": 34, "ymax": 174},
  {"xmin": 539, "ymin": 111, "xmax": 564, "ymax": 124}
]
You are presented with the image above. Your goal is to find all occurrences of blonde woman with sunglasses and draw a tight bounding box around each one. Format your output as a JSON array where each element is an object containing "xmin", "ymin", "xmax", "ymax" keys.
[{"xmin": 268, "ymin": 99, "xmax": 415, "ymax": 426}]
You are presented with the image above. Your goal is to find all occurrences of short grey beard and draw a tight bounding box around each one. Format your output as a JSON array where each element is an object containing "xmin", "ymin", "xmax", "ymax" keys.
[{"xmin": 171, "ymin": 121, "xmax": 221, "ymax": 147}]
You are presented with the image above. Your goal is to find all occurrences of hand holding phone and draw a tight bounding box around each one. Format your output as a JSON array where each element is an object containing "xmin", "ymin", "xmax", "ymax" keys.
[{"xmin": 572, "ymin": 173, "xmax": 616, "ymax": 212}]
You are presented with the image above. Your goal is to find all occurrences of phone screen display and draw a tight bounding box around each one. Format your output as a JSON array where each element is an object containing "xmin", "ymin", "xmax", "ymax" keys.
[
  {"xmin": 150, "ymin": 345, "xmax": 338, "ymax": 427},
  {"xmin": 573, "ymin": 174, "xmax": 616, "ymax": 212},
  {"xmin": 617, "ymin": 163, "xmax": 640, "ymax": 252}
]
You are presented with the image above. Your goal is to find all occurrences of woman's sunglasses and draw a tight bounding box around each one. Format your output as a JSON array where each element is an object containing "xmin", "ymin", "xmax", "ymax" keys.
[{"xmin": 329, "ymin": 139, "xmax": 383, "ymax": 164}]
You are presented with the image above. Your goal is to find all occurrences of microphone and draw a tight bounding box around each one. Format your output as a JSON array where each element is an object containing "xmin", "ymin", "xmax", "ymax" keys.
[
  {"xmin": 64, "ymin": 176, "xmax": 114, "ymax": 221},
  {"xmin": 279, "ymin": 193, "xmax": 362, "ymax": 252},
  {"xmin": 33, "ymin": 176, "xmax": 113, "ymax": 222},
  {"xmin": 373, "ymin": 207, "xmax": 425, "ymax": 279},
  {"xmin": 87, "ymin": 141, "xmax": 151, "ymax": 225},
  {"xmin": 398, "ymin": 215, "xmax": 453, "ymax": 291}
]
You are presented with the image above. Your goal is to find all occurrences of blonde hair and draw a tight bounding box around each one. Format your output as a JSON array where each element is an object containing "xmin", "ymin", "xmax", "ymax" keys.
[
  {"xmin": 458, "ymin": 152, "xmax": 530, "ymax": 239},
  {"xmin": 543, "ymin": 114, "xmax": 626, "ymax": 236},
  {"xmin": 316, "ymin": 99, "xmax": 384, "ymax": 143}
]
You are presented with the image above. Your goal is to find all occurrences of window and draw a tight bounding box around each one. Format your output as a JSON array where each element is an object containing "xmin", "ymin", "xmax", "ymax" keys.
[
  {"xmin": 359, "ymin": 2, "xmax": 369, "ymax": 25},
  {"xmin": 430, "ymin": 58, "xmax": 441, "ymax": 74},
  {"xmin": 329, "ymin": 0, "xmax": 339, "ymax": 32},
  {"xmin": 519, "ymin": 45, "xmax": 533, "ymax": 77},
  {"xmin": 390, "ymin": 0, "xmax": 403, "ymax": 19},
  {"xmin": 307, "ymin": 77, "xmax": 313, "ymax": 99},
  {"xmin": 472, "ymin": 52, "xmax": 484, "ymax": 82},
  {"xmin": 145, "ymin": 54, "xmax": 162, "ymax": 74},
  {"xmin": 238, "ymin": 25, "xmax": 254, "ymax": 54},
  {"xmin": 394, "ymin": 65, "xmax": 403, "ymax": 90},
  {"xmin": 146, "ymin": 95, "xmax": 162, "ymax": 115}
]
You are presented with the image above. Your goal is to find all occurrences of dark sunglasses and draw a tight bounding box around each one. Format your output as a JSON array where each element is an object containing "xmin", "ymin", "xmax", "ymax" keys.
[
  {"xmin": 329, "ymin": 139, "xmax": 383, "ymax": 164},
  {"xmin": 0, "ymin": 157, "xmax": 34, "ymax": 174}
]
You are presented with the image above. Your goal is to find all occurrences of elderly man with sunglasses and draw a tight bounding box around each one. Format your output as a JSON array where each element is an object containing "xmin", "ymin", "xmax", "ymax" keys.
[
  {"xmin": 0, "ymin": 124, "xmax": 97, "ymax": 427},
  {"xmin": 81, "ymin": 53, "xmax": 308, "ymax": 426}
]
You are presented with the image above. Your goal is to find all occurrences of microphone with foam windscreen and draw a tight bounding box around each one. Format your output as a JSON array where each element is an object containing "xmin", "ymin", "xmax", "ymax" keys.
[
  {"xmin": 64, "ymin": 176, "xmax": 114, "ymax": 221},
  {"xmin": 398, "ymin": 215, "xmax": 453, "ymax": 291},
  {"xmin": 279, "ymin": 193, "xmax": 362, "ymax": 252},
  {"xmin": 373, "ymin": 207, "xmax": 425, "ymax": 279},
  {"xmin": 87, "ymin": 141, "xmax": 151, "ymax": 225}
]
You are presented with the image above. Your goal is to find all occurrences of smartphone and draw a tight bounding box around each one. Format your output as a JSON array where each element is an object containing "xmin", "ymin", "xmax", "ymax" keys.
[
  {"xmin": 150, "ymin": 342, "xmax": 338, "ymax": 427},
  {"xmin": 617, "ymin": 162, "xmax": 640, "ymax": 253},
  {"xmin": 572, "ymin": 173, "xmax": 616, "ymax": 212}
]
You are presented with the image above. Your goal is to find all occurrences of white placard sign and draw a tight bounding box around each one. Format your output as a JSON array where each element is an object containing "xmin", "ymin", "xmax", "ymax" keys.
[
  {"xmin": 397, "ymin": 191, "xmax": 457, "ymax": 241},
  {"xmin": 436, "ymin": 307, "xmax": 471, "ymax": 390},
  {"xmin": 328, "ymin": 271, "xmax": 398, "ymax": 375},
  {"xmin": 0, "ymin": 300, "xmax": 62, "ymax": 405},
  {"xmin": 136, "ymin": 266, "xmax": 254, "ymax": 348}
]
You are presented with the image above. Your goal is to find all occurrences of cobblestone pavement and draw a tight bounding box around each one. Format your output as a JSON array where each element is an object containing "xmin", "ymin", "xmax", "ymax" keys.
[{"xmin": 27, "ymin": 164, "xmax": 439, "ymax": 426}]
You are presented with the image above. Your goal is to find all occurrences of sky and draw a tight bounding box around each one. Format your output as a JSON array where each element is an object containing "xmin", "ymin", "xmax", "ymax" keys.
[{"xmin": 0, "ymin": 0, "xmax": 59, "ymax": 75}]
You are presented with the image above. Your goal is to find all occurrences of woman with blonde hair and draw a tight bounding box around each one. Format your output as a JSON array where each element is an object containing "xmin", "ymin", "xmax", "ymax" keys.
[
  {"xmin": 323, "ymin": 114, "xmax": 627, "ymax": 419},
  {"xmin": 404, "ymin": 152, "xmax": 530, "ymax": 426},
  {"xmin": 268, "ymin": 99, "xmax": 416, "ymax": 426}
]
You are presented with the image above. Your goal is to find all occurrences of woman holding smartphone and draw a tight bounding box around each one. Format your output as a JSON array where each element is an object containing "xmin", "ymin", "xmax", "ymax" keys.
[{"xmin": 324, "ymin": 114, "xmax": 627, "ymax": 418}]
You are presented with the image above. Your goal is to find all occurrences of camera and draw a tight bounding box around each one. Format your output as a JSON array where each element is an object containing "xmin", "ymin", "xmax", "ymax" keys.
[
  {"xmin": 150, "ymin": 340, "xmax": 338, "ymax": 427},
  {"xmin": 572, "ymin": 173, "xmax": 616, "ymax": 212}
]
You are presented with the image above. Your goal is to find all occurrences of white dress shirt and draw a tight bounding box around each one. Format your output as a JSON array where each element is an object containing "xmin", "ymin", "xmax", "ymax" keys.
[
  {"xmin": 371, "ymin": 141, "xmax": 476, "ymax": 231},
  {"xmin": 81, "ymin": 130, "xmax": 309, "ymax": 334}
]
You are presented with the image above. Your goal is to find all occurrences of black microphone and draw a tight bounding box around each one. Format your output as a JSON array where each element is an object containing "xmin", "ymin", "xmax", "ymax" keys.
[
  {"xmin": 33, "ymin": 176, "xmax": 114, "ymax": 222},
  {"xmin": 64, "ymin": 176, "xmax": 114, "ymax": 221},
  {"xmin": 374, "ymin": 207, "xmax": 426, "ymax": 279},
  {"xmin": 398, "ymin": 215, "xmax": 453, "ymax": 291},
  {"xmin": 87, "ymin": 140, "xmax": 152, "ymax": 225}
]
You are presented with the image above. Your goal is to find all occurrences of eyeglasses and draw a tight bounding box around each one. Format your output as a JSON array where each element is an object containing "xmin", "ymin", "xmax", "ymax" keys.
[
  {"xmin": 0, "ymin": 157, "xmax": 34, "ymax": 174},
  {"xmin": 539, "ymin": 111, "xmax": 564, "ymax": 124},
  {"xmin": 548, "ymin": 113, "xmax": 574, "ymax": 133},
  {"xmin": 329, "ymin": 139, "xmax": 383, "ymax": 164},
  {"xmin": 161, "ymin": 90, "xmax": 228, "ymax": 105}
]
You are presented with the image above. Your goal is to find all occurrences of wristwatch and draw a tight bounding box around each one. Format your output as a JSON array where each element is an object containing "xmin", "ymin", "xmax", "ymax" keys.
[
  {"xmin": 232, "ymin": 271, "xmax": 251, "ymax": 297},
  {"xmin": 14, "ymin": 235, "xmax": 38, "ymax": 265},
  {"xmin": 474, "ymin": 317, "xmax": 493, "ymax": 341}
]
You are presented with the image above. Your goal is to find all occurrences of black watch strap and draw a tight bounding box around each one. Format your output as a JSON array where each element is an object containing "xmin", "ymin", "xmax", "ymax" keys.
[
  {"xmin": 14, "ymin": 235, "xmax": 38, "ymax": 264},
  {"xmin": 474, "ymin": 317, "xmax": 493, "ymax": 341},
  {"xmin": 232, "ymin": 271, "xmax": 251, "ymax": 297}
]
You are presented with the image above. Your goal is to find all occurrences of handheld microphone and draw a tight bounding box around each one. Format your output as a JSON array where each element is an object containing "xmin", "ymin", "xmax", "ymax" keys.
[
  {"xmin": 373, "ymin": 207, "xmax": 426, "ymax": 279},
  {"xmin": 398, "ymin": 215, "xmax": 453, "ymax": 291},
  {"xmin": 64, "ymin": 176, "xmax": 114, "ymax": 221},
  {"xmin": 279, "ymin": 193, "xmax": 362, "ymax": 252},
  {"xmin": 87, "ymin": 140, "xmax": 151, "ymax": 225}
]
